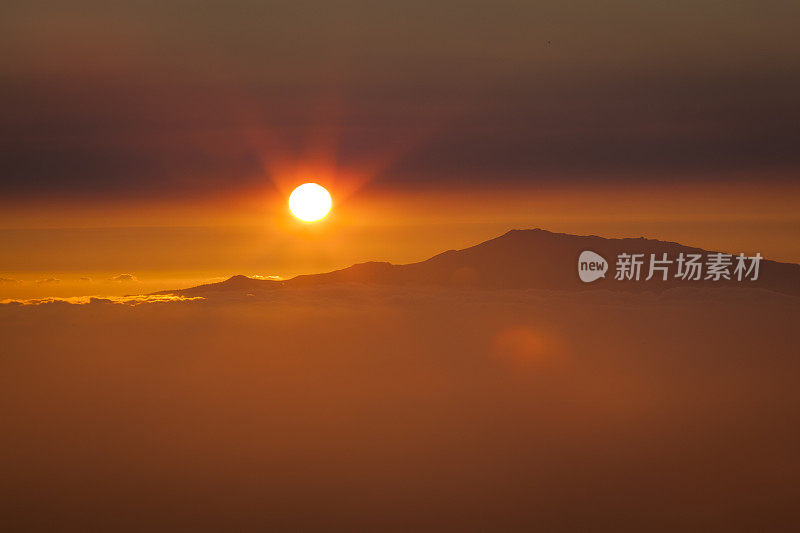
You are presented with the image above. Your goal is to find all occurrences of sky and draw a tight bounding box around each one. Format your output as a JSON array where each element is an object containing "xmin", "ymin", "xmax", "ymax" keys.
[{"xmin": 2, "ymin": 1, "xmax": 799, "ymax": 297}]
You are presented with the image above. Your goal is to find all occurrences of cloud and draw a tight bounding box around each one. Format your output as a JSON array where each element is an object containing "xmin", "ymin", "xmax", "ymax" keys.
[
  {"xmin": 35, "ymin": 277, "xmax": 60, "ymax": 285},
  {"xmin": 250, "ymin": 274, "xmax": 283, "ymax": 280},
  {"xmin": 1, "ymin": 294, "xmax": 203, "ymax": 306},
  {"xmin": 0, "ymin": 283, "xmax": 798, "ymax": 530},
  {"xmin": 0, "ymin": 277, "xmax": 21, "ymax": 285},
  {"xmin": 79, "ymin": 277, "xmax": 92, "ymax": 282},
  {"xmin": 110, "ymin": 273, "xmax": 138, "ymax": 282},
  {"xmin": 3, "ymin": 9, "xmax": 799, "ymax": 202}
]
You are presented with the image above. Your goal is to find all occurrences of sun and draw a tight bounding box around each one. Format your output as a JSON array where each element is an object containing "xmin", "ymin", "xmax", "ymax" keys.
[{"xmin": 288, "ymin": 183, "xmax": 332, "ymax": 222}]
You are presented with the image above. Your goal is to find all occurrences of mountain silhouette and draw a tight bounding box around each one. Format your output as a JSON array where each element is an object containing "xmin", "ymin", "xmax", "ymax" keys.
[{"xmin": 165, "ymin": 229, "xmax": 800, "ymax": 297}]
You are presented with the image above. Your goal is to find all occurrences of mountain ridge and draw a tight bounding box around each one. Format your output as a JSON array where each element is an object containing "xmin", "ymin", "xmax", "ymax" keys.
[{"xmin": 159, "ymin": 229, "xmax": 800, "ymax": 297}]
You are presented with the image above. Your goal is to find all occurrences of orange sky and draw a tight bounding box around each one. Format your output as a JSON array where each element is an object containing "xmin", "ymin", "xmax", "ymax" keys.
[
  {"xmin": 2, "ymin": 180, "xmax": 798, "ymax": 299},
  {"xmin": 4, "ymin": 2, "xmax": 800, "ymax": 299}
]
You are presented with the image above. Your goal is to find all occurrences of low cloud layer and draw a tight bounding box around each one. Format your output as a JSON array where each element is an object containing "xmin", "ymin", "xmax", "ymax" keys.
[
  {"xmin": 1, "ymin": 286, "xmax": 798, "ymax": 530},
  {"xmin": 1, "ymin": 294, "xmax": 202, "ymax": 306},
  {"xmin": 109, "ymin": 273, "xmax": 138, "ymax": 282}
]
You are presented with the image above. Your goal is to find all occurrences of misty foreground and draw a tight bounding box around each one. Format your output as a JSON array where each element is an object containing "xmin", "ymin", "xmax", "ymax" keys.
[{"xmin": 2, "ymin": 286, "xmax": 799, "ymax": 532}]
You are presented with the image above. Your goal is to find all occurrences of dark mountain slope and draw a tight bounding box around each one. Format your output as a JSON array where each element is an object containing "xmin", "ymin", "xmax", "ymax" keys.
[{"xmin": 164, "ymin": 229, "xmax": 800, "ymax": 296}]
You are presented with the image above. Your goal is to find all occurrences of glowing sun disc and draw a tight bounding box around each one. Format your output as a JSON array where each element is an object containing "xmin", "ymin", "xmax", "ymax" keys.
[{"xmin": 288, "ymin": 183, "xmax": 332, "ymax": 222}]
